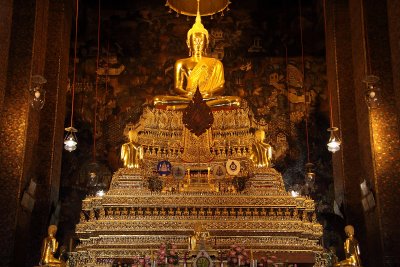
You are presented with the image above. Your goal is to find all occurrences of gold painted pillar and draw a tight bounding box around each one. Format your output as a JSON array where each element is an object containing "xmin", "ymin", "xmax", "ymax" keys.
[
  {"xmin": 0, "ymin": 0, "xmax": 41, "ymax": 264},
  {"xmin": 325, "ymin": 0, "xmax": 400, "ymax": 265},
  {"xmin": 24, "ymin": 0, "xmax": 71, "ymax": 266},
  {"xmin": 0, "ymin": 0, "xmax": 70, "ymax": 266},
  {"xmin": 0, "ymin": 0, "xmax": 13, "ymax": 109},
  {"xmin": 324, "ymin": 0, "xmax": 369, "ymax": 262},
  {"xmin": 361, "ymin": 0, "xmax": 400, "ymax": 265}
]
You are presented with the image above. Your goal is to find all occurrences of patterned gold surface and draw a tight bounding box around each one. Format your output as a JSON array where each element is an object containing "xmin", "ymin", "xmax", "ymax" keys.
[{"xmin": 71, "ymin": 107, "xmax": 323, "ymax": 266}]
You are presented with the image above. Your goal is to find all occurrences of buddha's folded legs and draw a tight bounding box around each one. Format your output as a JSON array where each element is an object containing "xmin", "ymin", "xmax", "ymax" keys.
[{"xmin": 153, "ymin": 95, "xmax": 241, "ymax": 110}]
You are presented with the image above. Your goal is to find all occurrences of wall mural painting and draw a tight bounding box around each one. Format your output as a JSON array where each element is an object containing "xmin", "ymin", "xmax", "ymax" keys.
[{"xmin": 61, "ymin": 0, "xmax": 341, "ymax": 249}]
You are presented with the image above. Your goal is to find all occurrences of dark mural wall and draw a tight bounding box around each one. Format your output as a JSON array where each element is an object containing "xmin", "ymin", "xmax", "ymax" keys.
[{"xmin": 59, "ymin": 0, "xmax": 344, "ymax": 252}]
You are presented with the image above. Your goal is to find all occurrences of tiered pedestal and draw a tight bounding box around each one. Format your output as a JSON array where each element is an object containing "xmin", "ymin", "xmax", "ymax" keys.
[{"xmin": 69, "ymin": 168, "xmax": 323, "ymax": 266}]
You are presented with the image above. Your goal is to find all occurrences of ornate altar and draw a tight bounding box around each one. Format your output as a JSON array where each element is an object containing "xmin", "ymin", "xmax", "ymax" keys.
[
  {"xmin": 69, "ymin": 5, "xmax": 324, "ymax": 265},
  {"xmin": 70, "ymin": 105, "xmax": 323, "ymax": 266}
]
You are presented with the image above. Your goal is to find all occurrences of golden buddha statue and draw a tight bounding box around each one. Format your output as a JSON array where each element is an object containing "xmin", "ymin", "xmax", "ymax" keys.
[
  {"xmin": 120, "ymin": 129, "xmax": 143, "ymax": 168},
  {"xmin": 137, "ymin": 207, "xmax": 143, "ymax": 216},
  {"xmin": 153, "ymin": 1, "xmax": 240, "ymax": 110},
  {"xmin": 250, "ymin": 129, "xmax": 273, "ymax": 168},
  {"xmin": 190, "ymin": 223, "xmax": 211, "ymax": 251},
  {"xmin": 39, "ymin": 225, "xmax": 65, "ymax": 266},
  {"xmin": 335, "ymin": 225, "xmax": 362, "ymax": 267}
]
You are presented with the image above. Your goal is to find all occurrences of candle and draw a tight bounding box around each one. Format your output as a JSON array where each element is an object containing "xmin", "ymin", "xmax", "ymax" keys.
[{"xmin": 239, "ymin": 258, "xmax": 241, "ymax": 266}]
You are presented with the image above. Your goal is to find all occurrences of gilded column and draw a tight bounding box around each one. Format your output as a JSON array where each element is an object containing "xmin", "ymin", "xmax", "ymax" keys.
[
  {"xmin": 0, "ymin": 0, "xmax": 40, "ymax": 265},
  {"xmin": 360, "ymin": 0, "xmax": 400, "ymax": 265},
  {"xmin": 324, "ymin": 1, "xmax": 368, "ymax": 261},
  {"xmin": 24, "ymin": 0, "xmax": 71, "ymax": 266},
  {"xmin": 0, "ymin": 0, "xmax": 13, "ymax": 109},
  {"xmin": 326, "ymin": 0, "xmax": 400, "ymax": 266}
]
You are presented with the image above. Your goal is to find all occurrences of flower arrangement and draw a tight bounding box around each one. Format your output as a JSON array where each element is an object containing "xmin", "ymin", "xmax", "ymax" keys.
[
  {"xmin": 129, "ymin": 255, "xmax": 152, "ymax": 267},
  {"xmin": 258, "ymin": 255, "xmax": 278, "ymax": 267},
  {"xmin": 156, "ymin": 243, "xmax": 179, "ymax": 266},
  {"xmin": 226, "ymin": 245, "xmax": 250, "ymax": 266}
]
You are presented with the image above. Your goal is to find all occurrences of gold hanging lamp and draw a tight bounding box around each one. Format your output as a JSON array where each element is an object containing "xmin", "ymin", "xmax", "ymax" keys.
[{"xmin": 165, "ymin": 0, "xmax": 231, "ymax": 17}]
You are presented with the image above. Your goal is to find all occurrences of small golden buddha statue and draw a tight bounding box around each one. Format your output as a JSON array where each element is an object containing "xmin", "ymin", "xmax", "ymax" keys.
[
  {"xmin": 39, "ymin": 225, "xmax": 65, "ymax": 266},
  {"xmin": 260, "ymin": 208, "xmax": 267, "ymax": 216},
  {"xmin": 114, "ymin": 208, "xmax": 120, "ymax": 216},
  {"xmin": 168, "ymin": 207, "xmax": 175, "ymax": 216},
  {"xmin": 245, "ymin": 208, "xmax": 252, "ymax": 217},
  {"xmin": 237, "ymin": 208, "xmax": 244, "ymax": 217},
  {"xmin": 199, "ymin": 207, "xmax": 205, "ymax": 217},
  {"xmin": 206, "ymin": 207, "xmax": 213, "ymax": 216},
  {"xmin": 183, "ymin": 207, "xmax": 190, "ymax": 216},
  {"xmin": 176, "ymin": 207, "xmax": 182, "ymax": 216},
  {"xmin": 215, "ymin": 208, "xmax": 221, "ymax": 216},
  {"xmin": 145, "ymin": 207, "xmax": 152, "ymax": 216},
  {"xmin": 153, "ymin": 1, "xmax": 240, "ymax": 110},
  {"xmin": 79, "ymin": 211, "xmax": 86, "ymax": 223},
  {"xmin": 222, "ymin": 207, "xmax": 229, "ymax": 216},
  {"xmin": 137, "ymin": 207, "xmax": 143, "ymax": 216},
  {"xmin": 250, "ymin": 129, "xmax": 273, "ymax": 168},
  {"xmin": 190, "ymin": 223, "xmax": 211, "ymax": 251},
  {"xmin": 284, "ymin": 208, "xmax": 291, "ymax": 218},
  {"xmin": 122, "ymin": 207, "xmax": 128, "ymax": 216},
  {"xmin": 335, "ymin": 225, "xmax": 362, "ymax": 267},
  {"xmin": 160, "ymin": 207, "xmax": 166, "ymax": 216},
  {"xmin": 276, "ymin": 208, "xmax": 283, "ymax": 217},
  {"xmin": 268, "ymin": 208, "xmax": 275, "ymax": 216},
  {"xmin": 120, "ymin": 129, "xmax": 143, "ymax": 168}
]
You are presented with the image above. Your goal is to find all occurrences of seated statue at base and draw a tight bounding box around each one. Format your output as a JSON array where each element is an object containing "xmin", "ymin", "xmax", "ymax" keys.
[
  {"xmin": 120, "ymin": 129, "xmax": 143, "ymax": 168},
  {"xmin": 153, "ymin": 3, "xmax": 240, "ymax": 110},
  {"xmin": 250, "ymin": 129, "xmax": 273, "ymax": 168},
  {"xmin": 335, "ymin": 225, "xmax": 362, "ymax": 267},
  {"xmin": 39, "ymin": 225, "xmax": 65, "ymax": 266},
  {"xmin": 189, "ymin": 223, "xmax": 211, "ymax": 252}
]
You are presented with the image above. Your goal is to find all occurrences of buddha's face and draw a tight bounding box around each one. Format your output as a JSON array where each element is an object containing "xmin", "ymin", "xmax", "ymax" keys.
[
  {"xmin": 48, "ymin": 225, "xmax": 57, "ymax": 236},
  {"xmin": 189, "ymin": 32, "xmax": 207, "ymax": 56},
  {"xmin": 128, "ymin": 130, "xmax": 138, "ymax": 142},
  {"xmin": 255, "ymin": 130, "xmax": 266, "ymax": 142}
]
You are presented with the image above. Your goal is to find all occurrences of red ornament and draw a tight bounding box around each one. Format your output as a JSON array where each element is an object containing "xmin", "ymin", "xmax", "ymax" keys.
[{"xmin": 182, "ymin": 86, "xmax": 214, "ymax": 136}]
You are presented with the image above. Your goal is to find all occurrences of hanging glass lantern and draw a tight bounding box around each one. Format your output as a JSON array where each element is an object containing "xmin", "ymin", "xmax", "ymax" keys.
[
  {"xmin": 81, "ymin": 161, "xmax": 111, "ymax": 196},
  {"xmin": 327, "ymin": 127, "xmax": 341, "ymax": 153},
  {"xmin": 64, "ymin": 126, "xmax": 78, "ymax": 152},
  {"xmin": 363, "ymin": 75, "xmax": 380, "ymax": 109},
  {"xmin": 29, "ymin": 75, "xmax": 47, "ymax": 110},
  {"xmin": 305, "ymin": 162, "xmax": 315, "ymax": 181}
]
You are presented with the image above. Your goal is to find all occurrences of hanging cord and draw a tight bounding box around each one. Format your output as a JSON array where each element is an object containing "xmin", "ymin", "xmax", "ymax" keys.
[
  {"xmin": 70, "ymin": 0, "xmax": 79, "ymax": 127},
  {"xmin": 299, "ymin": 0, "xmax": 310, "ymax": 163},
  {"xmin": 360, "ymin": 0, "xmax": 371, "ymax": 76},
  {"xmin": 93, "ymin": 0, "xmax": 101, "ymax": 162},
  {"xmin": 105, "ymin": 41, "xmax": 109, "ymax": 101},
  {"xmin": 323, "ymin": 0, "xmax": 334, "ymax": 128}
]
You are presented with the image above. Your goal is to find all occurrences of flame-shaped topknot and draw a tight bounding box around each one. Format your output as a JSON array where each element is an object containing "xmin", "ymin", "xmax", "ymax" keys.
[{"xmin": 187, "ymin": 0, "xmax": 209, "ymax": 44}]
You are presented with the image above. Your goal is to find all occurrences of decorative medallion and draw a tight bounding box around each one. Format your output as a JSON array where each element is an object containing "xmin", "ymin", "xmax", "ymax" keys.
[
  {"xmin": 212, "ymin": 164, "xmax": 226, "ymax": 179},
  {"xmin": 226, "ymin": 159, "xmax": 240, "ymax": 176},
  {"xmin": 172, "ymin": 165, "xmax": 186, "ymax": 180},
  {"xmin": 157, "ymin": 160, "xmax": 172, "ymax": 176},
  {"xmin": 193, "ymin": 250, "xmax": 213, "ymax": 267},
  {"xmin": 182, "ymin": 86, "xmax": 214, "ymax": 137}
]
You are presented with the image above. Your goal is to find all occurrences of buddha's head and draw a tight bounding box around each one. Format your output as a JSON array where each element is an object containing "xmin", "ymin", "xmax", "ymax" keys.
[
  {"xmin": 48, "ymin": 225, "xmax": 57, "ymax": 236},
  {"xmin": 186, "ymin": 7, "xmax": 209, "ymax": 56},
  {"xmin": 128, "ymin": 129, "xmax": 138, "ymax": 143},
  {"xmin": 255, "ymin": 129, "xmax": 266, "ymax": 142},
  {"xmin": 344, "ymin": 225, "xmax": 354, "ymax": 237}
]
